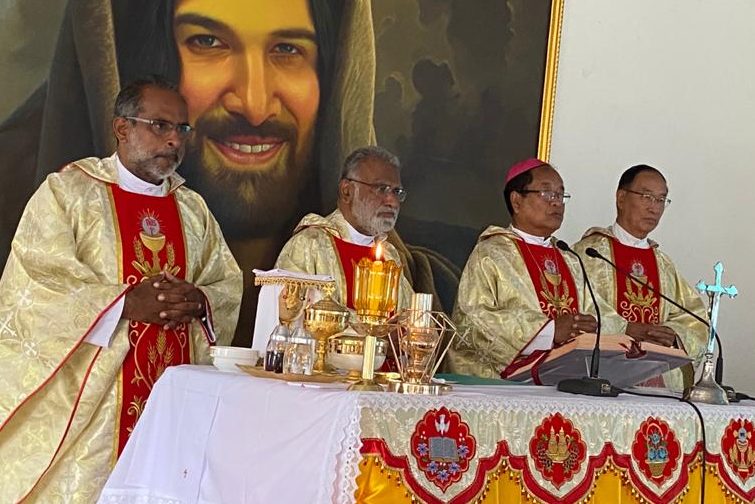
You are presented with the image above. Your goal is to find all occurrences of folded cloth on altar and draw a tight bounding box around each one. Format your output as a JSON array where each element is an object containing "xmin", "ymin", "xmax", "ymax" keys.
[
  {"xmin": 251, "ymin": 269, "xmax": 334, "ymax": 352},
  {"xmin": 252, "ymin": 268, "xmax": 334, "ymax": 282}
]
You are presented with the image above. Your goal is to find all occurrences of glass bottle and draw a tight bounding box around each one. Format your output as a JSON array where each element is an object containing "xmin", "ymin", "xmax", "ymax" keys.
[
  {"xmin": 284, "ymin": 327, "xmax": 315, "ymax": 375},
  {"xmin": 265, "ymin": 325, "xmax": 290, "ymax": 373}
]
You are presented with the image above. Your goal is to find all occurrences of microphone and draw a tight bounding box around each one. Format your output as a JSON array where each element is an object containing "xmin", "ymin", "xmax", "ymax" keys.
[
  {"xmin": 584, "ymin": 246, "xmax": 735, "ymax": 400},
  {"xmin": 554, "ymin": 240, "xmax": 618, "ymax": 397},
  {"xmin": 584, "ymin": 247, "xmax": 709, "ymax": 326}
]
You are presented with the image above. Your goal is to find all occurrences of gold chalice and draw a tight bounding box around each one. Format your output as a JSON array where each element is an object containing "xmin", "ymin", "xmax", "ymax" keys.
[
  {"xmin": 139, "ymin": 231, "xmax": 166, "ymax": 274},
  {"xmin": 303, "ymin": 285, "xmax": 349, "ymax": 373}
]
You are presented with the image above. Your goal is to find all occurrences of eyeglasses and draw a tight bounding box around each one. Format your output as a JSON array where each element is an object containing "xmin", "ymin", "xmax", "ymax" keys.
[
  {"xmin": 344, "ymin": 178, "xmax": 407, "ymax": 202},
  {"xmin": 624, "ymin": 189, "xmax": 671, "ymax": 207},
  {"xmin": 518, "ymin": 189, "xmax": 571, "ymax": 204},
  {"xmin": 123, "ymin": 116, "xmax": 194, "ymax": 137}
]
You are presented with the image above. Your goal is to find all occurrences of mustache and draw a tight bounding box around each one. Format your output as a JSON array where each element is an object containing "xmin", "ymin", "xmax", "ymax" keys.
[
  {"xmin": 192, "ymin": 106, "xmax": 297, "ymax": 142},
  {"xmin": 156, "ymin": 150, "xmax": 180, "ymax": 161},
  {"xmin": 378, "ymin": 206, "xmax": 398, "ymax": 217}
]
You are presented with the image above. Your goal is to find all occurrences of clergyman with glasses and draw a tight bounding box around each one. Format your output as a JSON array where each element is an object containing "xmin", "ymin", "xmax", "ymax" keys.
[
  {"xmin": 275, "ymin": 145, "xmax": 414, "ymax": 310},
  {"xmin": 447, "ymin": 158, "xmax": 625, "ymax": 379},
  {"xmin": 0, "ymin": 76, "xmax": 242, "ymax": 502},
  {"xmin": 573, "ymin": 164, "xmax": 708, "ymax": 391}
]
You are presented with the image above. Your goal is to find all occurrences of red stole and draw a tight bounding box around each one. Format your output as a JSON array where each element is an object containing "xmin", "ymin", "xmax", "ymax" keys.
[
  {"xmin": 610, "ymin": 238, "xmax": 661, "ymax": 324},
  {"xmin": 515, "ymin": 241, "xmax": 579, "ymax": 319},
  {"xmin": 108, "ymin": 184, "xmax": 192, "ymax": 456},
  {"xmin": 331, "ymin": 236, "xmax": 375, "ymax": 309}
]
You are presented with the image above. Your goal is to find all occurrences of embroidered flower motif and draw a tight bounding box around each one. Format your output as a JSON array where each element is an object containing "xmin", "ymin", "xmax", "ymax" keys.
[
  {"xmin": 458, "ymin": 444, "xmax": 470, "ymax": 458},
  {"xmin": 631, "ymin": 417, "xmax": 680, "ymax": 485}
]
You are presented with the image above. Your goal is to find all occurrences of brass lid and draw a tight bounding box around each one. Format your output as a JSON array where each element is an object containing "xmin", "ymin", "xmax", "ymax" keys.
[
  {"xmin": 328, "ymin": 327, "xmax": 387, "ymax": 354},
  {"xmin": 305, "ymin": 294, "xmax": 349, "ymax": 318}
]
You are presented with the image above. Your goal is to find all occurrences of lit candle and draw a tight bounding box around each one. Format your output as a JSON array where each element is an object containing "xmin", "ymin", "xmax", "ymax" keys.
[
  {"xmin": 353, "ymin": 242, "xmax": 400, "ymax": 323},
  {"xmin": 368, "ymin": 243, "xmax": 386, "ymax": 313}
]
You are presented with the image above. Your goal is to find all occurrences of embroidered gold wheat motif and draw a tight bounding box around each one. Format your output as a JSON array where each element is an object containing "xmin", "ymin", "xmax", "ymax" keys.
[{"xmin": 539, "ymin": 272, "xmax": 574, "ymax": 318}]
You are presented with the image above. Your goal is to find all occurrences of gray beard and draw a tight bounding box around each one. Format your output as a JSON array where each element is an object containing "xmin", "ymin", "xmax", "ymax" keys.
[{"xmin": 351, "ymin": 197, "xmax": 398, "ymax": 236}]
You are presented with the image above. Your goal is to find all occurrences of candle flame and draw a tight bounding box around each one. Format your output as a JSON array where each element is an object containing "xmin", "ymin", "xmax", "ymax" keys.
[{"xmin": 375, "ymin": 242, "xmax": 383, "ymax": 260}]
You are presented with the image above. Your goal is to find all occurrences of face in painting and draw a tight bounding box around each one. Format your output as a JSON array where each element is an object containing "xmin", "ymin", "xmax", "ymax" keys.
[{"xmin": 173, "ymin": 0, "xmax": 320, "ymax": 237}]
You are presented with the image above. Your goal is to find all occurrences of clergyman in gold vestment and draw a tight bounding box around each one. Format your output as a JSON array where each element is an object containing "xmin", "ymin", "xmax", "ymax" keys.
[
  {"xmin": 275, "ymin": 146, "xmax": 414, "ymax": 310},
  {"xmin": 447, "ymin": 159, "xmax": 625, "ymax": 379},
  {"xmin": 0, "ymin": 79, "xmax": 242, "ymax": 503},
  {"xmin": 573, "ymin": 165, "xmax": 707, "ymax": 390}
]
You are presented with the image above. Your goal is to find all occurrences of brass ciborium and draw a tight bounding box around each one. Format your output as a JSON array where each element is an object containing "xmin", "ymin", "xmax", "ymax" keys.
[
  {"xmin": 303, "ymin": 285, "xmax": 349, "ymax": 373},
  {"xmin": 348, "ymin": 244, "xmax": 402, "ymax": 391},
  {"xmin": 327, "ymin": 327, "xmax": 387, "ymax": 380}
]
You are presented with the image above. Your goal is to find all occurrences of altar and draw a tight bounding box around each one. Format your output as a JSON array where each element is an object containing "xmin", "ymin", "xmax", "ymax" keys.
[{"xmin": 98, "ymin": 365, "xmax": 755, "ymax": 504}]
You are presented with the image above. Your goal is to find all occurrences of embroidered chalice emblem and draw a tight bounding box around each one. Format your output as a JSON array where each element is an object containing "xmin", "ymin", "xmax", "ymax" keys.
[
  {"xmin": 132, "ymin": 210, "xmax": 179, "ymax": 278},
  {"xmin": 722, "ymin": 419, "xmax": 755, "ymax": 481},
  {"xmin": 733, "ymin": 427, "xmax": 755, "ymax": 472}
]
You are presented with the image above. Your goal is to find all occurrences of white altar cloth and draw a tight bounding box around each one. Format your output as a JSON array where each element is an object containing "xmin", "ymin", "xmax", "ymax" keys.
[
  {"xmin": 98, "ymin": 366, "xmax": 361, "ymax": 504},
  {"xmin": 98, "ymin": 365, "xmax": 755, "ymax": 504}
]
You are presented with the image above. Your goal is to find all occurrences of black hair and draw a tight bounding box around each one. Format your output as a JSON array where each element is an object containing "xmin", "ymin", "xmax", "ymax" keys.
[
  {"xmin": 618, "ymin": 164, "xmax": 666, "ymax": 190},
  {"xmin": 503, "ymin": 169, "xmax": 534, "ymax": 215},
  {"xmin": 113, "ymin": 75, "xmax": 179, "ymax": 118}
]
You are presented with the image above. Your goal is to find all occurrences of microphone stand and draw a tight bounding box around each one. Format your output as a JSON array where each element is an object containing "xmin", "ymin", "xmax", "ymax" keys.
[
  {"xmin": 584, "ymin": 247, "xmax": 737, "ymax": 402},
  {"xmin": 555, "ymin": 240, "xmax": 619, "ymax": 397}
]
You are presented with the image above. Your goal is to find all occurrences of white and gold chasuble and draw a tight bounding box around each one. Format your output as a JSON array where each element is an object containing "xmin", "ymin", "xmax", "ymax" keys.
[
  {"xmin": 0, "ymin": 154, "xmax": 242, "ymax": 503},
  {"xmin": 275, "ymin": 209, "xmax": 414, "ymax": 310},
  {"xmin": 573, "ymin": 227, "xmax": 708, "ymax": 391},
  {"xmin": 448, "ymin": 226, "xmax": 626, "ymax": 379}
]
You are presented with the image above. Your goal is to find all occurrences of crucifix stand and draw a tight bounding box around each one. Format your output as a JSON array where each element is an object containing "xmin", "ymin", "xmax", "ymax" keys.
[{"xmin": 684, "ymin": 262, "xmax": 737, "ymax": 405}]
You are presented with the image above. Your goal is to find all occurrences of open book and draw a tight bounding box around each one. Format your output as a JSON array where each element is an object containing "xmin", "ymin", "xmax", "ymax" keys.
[{"xmin": 505, "ymin": 334, "xmax": 692, "ymax": 388}]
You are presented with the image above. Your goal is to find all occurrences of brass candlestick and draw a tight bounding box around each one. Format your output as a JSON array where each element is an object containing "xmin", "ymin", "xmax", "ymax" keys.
[
  {"xmin": 348, "ymin": 243, "xmax": 401, "ymax": 392},
  {"xmin": 385, "ymin": 293, "xmax": 464, "ymax": 395}
]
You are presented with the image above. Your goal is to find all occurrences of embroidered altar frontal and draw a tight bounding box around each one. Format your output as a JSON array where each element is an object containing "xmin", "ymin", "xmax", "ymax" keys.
[{"xmin": 354, "ymin": 388, "xmax": 755, "ymax": 503}]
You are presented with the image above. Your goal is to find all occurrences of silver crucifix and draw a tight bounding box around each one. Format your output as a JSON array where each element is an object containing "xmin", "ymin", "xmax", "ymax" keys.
[
  {"xmin": 685, "ymin": 261, "xmax": 737, "ymax": 405},
  {"xmin": 695, "ymin": 262, "xmax": 738, "ymax": 354}
]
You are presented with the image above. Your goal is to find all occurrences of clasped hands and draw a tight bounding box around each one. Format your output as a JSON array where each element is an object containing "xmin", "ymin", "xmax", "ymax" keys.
[
  {"xmin": 554, "ymin": 313, "xmax": 677, "ymax": 348},
  {"xmin": 625, "ymin": 322, "xmax": 677, "ymax": 347},
  {"xmin": 554, "ymin": 312, "xmax": 598, "ymax": 345},
  {"xmin": 122, "ymin": 272, "xmax": 205, "ymax": 330}
]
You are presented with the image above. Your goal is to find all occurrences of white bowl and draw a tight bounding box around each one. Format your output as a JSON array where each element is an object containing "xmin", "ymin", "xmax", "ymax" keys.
[
  {"xmin": 326, "ymin": 352, "xmax": 386, "ymax": 373},
  {"xmin": 210, "ymin": 346, "xmax": 258, "ymax": 372}
]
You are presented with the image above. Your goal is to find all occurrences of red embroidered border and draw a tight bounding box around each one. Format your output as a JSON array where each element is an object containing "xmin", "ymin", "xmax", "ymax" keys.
[
  {"xmin": 708, "ymin": 448, "xmax": 755, "ymax": 502},
  {"xmin": 360, "ymin": 439, "xmax": 718, "ymax": 503}
]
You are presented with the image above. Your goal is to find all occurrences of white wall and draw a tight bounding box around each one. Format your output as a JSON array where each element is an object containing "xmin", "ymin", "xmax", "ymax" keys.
[{"xmin": 550, "ymin": 0, "xmax": 755, "ymax": 392}]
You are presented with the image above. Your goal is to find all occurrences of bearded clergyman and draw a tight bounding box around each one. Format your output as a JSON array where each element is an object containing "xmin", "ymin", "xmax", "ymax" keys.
[{"xmin": 275, "ymin": 146, "xmax": 414, "ymax": 309}]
